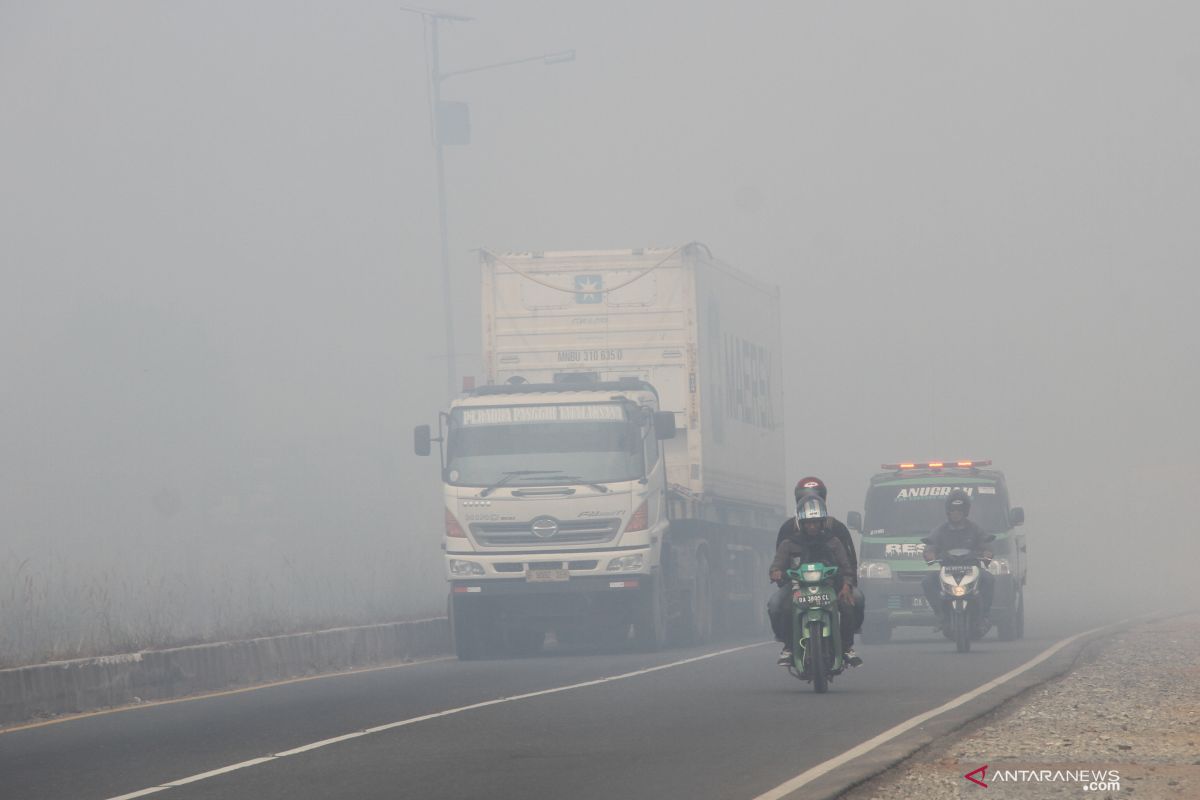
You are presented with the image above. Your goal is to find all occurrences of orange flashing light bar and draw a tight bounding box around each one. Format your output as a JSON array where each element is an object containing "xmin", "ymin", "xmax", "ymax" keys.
[{"xmin": 882, "ymin": 459, "xmax": 992, "ymax": 470}]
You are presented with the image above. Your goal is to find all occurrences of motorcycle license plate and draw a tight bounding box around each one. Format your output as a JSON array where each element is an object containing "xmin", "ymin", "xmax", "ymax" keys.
[
  {"xmin": 526, "ymin": 568, "xmax": 570, "ymax": 583},
  {"xmin": 912, "ymin": 597, "xmax": 929, "ymax": 608},
  {"xmin": 795, "ymin": 591, "xmax": 832, "ymax": 606}
]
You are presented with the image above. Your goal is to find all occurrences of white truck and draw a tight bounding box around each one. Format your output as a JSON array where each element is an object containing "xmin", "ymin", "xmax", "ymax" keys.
[{"xmin": 414, "ymin": 244, "xmax": 785, "ymax": 658}]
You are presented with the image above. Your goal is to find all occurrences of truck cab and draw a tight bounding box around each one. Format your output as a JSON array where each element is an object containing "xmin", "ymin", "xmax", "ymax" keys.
[
  {"xmin": 847, "ymin": 461, "xmax": 1027, "ymax": 643},
  {"xmin": 416, "ymin": 380, "xmax": 678, "ymax": 657}
]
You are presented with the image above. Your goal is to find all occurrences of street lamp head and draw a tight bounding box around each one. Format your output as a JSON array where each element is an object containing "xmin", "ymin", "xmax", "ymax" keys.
[{"xmin": 543, "ymin": 49, "xmax": 576, "ymax": 66}]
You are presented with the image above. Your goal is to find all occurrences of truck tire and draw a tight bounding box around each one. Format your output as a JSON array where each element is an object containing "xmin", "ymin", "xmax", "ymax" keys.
[
  {"xmin": 450, "ymin": 594, "xmax": 485, "ymax": 661},
  {"xmin": 634, "ymin": 574, "xmax": 668, "ymax": 651},
  {"xmin": 678, "ymin": 549, "xmax": 713, "ymax": 645}
]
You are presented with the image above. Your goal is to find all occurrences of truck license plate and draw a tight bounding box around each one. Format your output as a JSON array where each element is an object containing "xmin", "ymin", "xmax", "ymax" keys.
[{"xmin": 526, "ymin": 568, "xmax": 570, "ymax": 583}]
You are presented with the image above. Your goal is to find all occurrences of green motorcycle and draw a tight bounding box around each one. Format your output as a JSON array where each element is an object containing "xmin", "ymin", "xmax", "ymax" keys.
[{"xmin": 786, "ymin": 562, "xmax": 844, "ymax": 693}]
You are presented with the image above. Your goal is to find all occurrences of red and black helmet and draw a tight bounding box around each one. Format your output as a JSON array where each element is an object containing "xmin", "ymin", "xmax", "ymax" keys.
[{"xmin": 794, "ymin": 476, "xmax": 827, "ymax": 501}]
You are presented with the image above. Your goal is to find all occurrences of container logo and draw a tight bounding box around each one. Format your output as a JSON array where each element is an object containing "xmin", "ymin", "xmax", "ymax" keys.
[{"xmin": 574, "ymin": 275, "xmax": 603, "ymax": 304}]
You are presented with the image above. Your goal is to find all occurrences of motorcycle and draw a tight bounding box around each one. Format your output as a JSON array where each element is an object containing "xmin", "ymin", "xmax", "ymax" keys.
[
  {"xmin": 785, "ymin": 562, "xmax": 844, "ymax": 693},
  {"xmin": 925, "ymin": 545, "xmax": 991, "ymax": 653}
]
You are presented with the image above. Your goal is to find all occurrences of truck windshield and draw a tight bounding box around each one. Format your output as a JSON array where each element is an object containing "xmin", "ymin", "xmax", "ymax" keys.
[
  {"xmin": 863, "ymin": 483, "xmax": 1009, "ymax": 535},
  {"xmin": 445, "ymin": 403, "xmax": 645, "ymax": 487}
]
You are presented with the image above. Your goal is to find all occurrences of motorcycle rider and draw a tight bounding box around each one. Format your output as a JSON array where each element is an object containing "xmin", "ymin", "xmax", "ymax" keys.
[
  {"xmin": 921, "ymin": 488, "xmax": 995, "ymax": 631},
  {"xmin": 769, "ymin": 495, "xmax": 862, "ymax": 668},
  {"xmin": 776, "ymin": 477, "xmax": 865, "ymax": 633}
]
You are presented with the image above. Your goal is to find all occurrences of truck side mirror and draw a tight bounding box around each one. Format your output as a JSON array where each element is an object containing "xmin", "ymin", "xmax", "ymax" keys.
[
  {"xmin": 845, "ymin": 511, "xmax": 862, "ymax": 532},
  {"xmin": 1009, "ymin": 507, "xmax": 1025, "ymax": 526},
  {"xmin": 414, "ymin": 424, "xmax": 432, "ymax": 456},
  {"xmin": 653, "ymin": 411, "xmax": 676, "ymax": 440}
]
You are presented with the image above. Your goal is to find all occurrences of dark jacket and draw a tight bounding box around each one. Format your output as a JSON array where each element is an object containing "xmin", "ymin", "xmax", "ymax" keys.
[
  {"xmin": 924, "ymin": 519, "xmax": 990, "ymax": 560},
  {"xmin": 777, "ymin": 516, "xmax": 858, "ymax": 573},
  {"xmin": 770, "ymin": 529, "xmax": 856, "ymax": 588}
]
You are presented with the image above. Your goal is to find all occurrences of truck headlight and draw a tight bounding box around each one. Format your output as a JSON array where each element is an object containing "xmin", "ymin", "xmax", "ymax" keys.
[
  {"xmin": 449, "ymin": 559, "xmax": 485, "ymax": 576},
  {"xmin": 606, "ymin": 553, "xmax": 644, "ymax": 572},
  {"xmin": 858, "ymin": 560, "xmax": 892, "ymax": 579},
  {"xmin": 986, "ymin": 558, "xmax": 1011, "ymax": 576}
]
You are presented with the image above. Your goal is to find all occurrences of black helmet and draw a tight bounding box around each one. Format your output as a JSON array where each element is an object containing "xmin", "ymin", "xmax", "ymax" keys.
[
  {"xmin": 946, "ymin": 488, "xmax": 971, "ymax": 515},
  {"xmin": 794, "ymin": 476, "xmax": 827, "ymax": 501},
  {"xmin": 796, "ymin": 495, "xmax": 829, "ymax": 527}
]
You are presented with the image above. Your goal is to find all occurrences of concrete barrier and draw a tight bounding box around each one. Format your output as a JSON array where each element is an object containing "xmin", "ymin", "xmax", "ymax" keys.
[{"xmin": 0, "ymin": 617, "xmax": 450, "ymax": 726}]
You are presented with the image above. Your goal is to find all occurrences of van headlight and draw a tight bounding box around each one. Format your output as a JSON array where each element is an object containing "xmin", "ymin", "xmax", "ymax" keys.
[
  {"xmin": 606, "ymin": 553, "xmax": 645, "ymax": 572},
  {"xmin": 449, "ymin": 559, "xmax": 485, "ymax": 576},
  {"xmin": 858, "ymin": 560, "xmax": 892, "ymax": 579}
]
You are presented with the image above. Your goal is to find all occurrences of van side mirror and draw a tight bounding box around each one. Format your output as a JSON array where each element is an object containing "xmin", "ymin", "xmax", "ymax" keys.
[
  {"xmin": 1009, "ymin": 506, "xmax": 1025, "ymax": 526},
  {"xmin": 414, "ymin": 424, "xmax": 432, "ymax": 456},
  {"xmin": 845, "ymin": 511, "xmax": 862, "ymax": 532},
  {"xmin": 653, "ymin": 411, "xmax": 676, "ymax": 440}
]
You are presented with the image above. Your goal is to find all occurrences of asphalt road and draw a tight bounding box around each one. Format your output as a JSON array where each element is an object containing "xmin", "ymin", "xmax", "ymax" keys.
[{"xmin": 1, "ymin": 608, "xmax": 1103, "ymax": 800}]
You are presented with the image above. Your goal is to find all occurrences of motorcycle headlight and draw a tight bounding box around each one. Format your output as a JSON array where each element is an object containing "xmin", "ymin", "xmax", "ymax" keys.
[
  {"xmin": 958, "ymin": 568, "xmax": 979, "ymax": 585},
  {"xmin": 606, "ymin": 554, "xmax": 644, "ymax": 572},
  {"xmin": 449, "ymin": 559, "xmax": 485, "ymax": 576},
  {"xmin": 940, "ymin": 572, "xmax": 958, "ymax": 587},
  {"xmin": 986, "ymin": 558, "xmax": 1011, "ymax": 576},
  {"xmin": 801, "ymin": 569, "xmax": 823, "ymax": 583},
  {"xmin": 951, "ymin": 585, "xmax": 967, "ymax": 597},
  {"xmin": 858, "ymin": 560, "xmax": 892, "ymax": 579}
]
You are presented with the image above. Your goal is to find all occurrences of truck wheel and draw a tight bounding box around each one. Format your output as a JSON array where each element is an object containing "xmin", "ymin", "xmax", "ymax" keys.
[
  {"xmin": 862, "ymin": 619, "xmax": 892, "ymax": 645},
  {"xmin": 679, "ymin": 550, "xmax": 713, "ymax": 645},
  {"xmin": 634, "ymin": 574, "xmax": 668, "ymax": 651},
  {"xmin": 450, "ymin": 595, "xmax": 485, "ymax": 661}
]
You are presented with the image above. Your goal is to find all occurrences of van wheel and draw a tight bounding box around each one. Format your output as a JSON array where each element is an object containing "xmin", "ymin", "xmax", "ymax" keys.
[{"xmin": 998, "ymin": 590, "xmax": 1024, "ymax": 641}]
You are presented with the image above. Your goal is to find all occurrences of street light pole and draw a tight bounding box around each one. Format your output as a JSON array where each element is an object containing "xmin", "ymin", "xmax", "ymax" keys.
[
  {"xmin": 418, "ymin": 9, "xmax": 572, "ymax": 400},
  {"xmin": 428, "ymin": 16, "xmax": 458, "ymax": 400}
]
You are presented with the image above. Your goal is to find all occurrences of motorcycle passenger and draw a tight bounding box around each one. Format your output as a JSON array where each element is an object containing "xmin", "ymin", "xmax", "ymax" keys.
[
  {"xmin": 922, "ymin": 488, "xmax": 995, "ymax": 631},
  {"xmin": 769, "ymin": 495, "xmax": 862, "ymax": 668},
  {"xmin": 775, "ymin": 477, "xmax": 866, "ymax": 633}
]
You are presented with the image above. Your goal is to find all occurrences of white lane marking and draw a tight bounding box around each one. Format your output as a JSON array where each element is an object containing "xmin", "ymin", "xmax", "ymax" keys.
[
  {"xmin": 1, "ymin": 655, "xmax": 457, "ymax": 735},
  {"xmin": 106, "ymin": 641, "xmax": 768, "ymax": 800},
  {"xmin": 751, "ymin": 621, "xmax": 1125, "ymax": 800}
]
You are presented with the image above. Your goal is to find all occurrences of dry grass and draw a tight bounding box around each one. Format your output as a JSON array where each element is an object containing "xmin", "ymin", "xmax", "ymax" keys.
[{"xmin": 0, "ymin": 538, "xmax": 444, "ymax": 668}]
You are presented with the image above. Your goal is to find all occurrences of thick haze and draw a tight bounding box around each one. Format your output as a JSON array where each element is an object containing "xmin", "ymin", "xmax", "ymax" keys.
[{"xmin": 3, "ymin": 1, "xmax": 1197, "ymax": 662}]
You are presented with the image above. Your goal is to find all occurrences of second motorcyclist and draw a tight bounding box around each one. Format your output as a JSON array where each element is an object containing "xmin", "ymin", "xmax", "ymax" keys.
[{"xmin": 921, "ymin": 488, "xmax": 995, "ymax": 632}]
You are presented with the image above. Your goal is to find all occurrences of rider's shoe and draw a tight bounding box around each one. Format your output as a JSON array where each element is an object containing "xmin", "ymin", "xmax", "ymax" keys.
[
  {"xmin": 844, "ymin": 648, "xmax": 863, "ymax": 667},
  {"xmin": 776, "ymin": 647, "xmax": 793, "ymax": 666}
]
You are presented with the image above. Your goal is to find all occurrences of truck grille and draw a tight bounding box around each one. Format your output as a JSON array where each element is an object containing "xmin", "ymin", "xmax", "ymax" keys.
[{"xmin": 469, "ymin": 519, "xmax": 621, "ymax": 547}]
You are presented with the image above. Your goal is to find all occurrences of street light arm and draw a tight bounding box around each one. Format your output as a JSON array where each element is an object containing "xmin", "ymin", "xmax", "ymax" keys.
[{"xmin": 439, "ymin": 49, "xmax": 575, "ymax": 82}]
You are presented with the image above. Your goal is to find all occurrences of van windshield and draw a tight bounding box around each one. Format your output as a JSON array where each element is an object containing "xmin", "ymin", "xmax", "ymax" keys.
[{"xmin": 864, "ymin": 483, "xmax": 1009, "ymax": 535}]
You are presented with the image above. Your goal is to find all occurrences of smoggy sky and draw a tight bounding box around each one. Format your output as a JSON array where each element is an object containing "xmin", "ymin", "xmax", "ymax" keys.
[{"xmin": 3, "ymin": 1, "xmax": 1198, "ymax": 631}]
